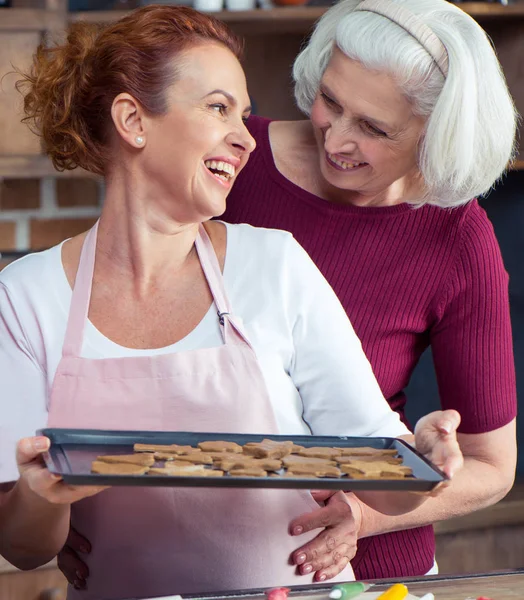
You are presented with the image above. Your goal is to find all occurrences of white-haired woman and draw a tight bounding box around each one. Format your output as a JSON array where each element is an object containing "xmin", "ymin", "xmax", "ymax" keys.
[
  {"xmin": 222, "ymin": 0, "xmax": 517, "ymax": 583},
  {"xmin": 57, "ymin": 0, "xmax": 517, "ymax": 588}
]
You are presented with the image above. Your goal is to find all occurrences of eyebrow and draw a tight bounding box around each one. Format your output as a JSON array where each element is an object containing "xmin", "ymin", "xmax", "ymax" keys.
[
  {"xmin": 205, "ymin": 89, "xmax": 252, "ymax": 114},
  {"xmin": 320, "ymin": 83, "xmax": 392, "ymax": 131}
]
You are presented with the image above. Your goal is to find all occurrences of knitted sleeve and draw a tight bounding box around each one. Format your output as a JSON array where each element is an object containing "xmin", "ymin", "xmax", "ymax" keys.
[{"xmin": 430, "ymin": 202, "xmax": 517, "ymax": 433}]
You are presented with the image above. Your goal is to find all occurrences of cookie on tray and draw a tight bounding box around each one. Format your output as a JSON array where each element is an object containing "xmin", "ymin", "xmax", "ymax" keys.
[
  {"xmin": 296, "ymin": 447, "xmax": 342, "ymax": 460},
  {"xmin": 229, "ymin": 467, "xmax": 268, "ymax": 477},
  {"xmin": 197, "ymin": 440, "xmax": 243, "ymax": 453},
  {"xmin": 336, "ymin": 455, "xmax": 402, "ymax": 465},
  {"xmin": 155, "ymin": 451, "xmax": 213, "ymax": 465},
  {"xmin": 335, "ymin": 446, "xmax": 399, "ymax": 457},
  {"xmin": 215, "ymin": 456, "xmax": 282, "ymax": 472},
  {"xmin": 286, "ymin": 464, "xmax": 342, "ymax": 478},
  {"xmin": 243, "ymin": 439, "xmax": 294, "ymax": 459},
  {"xmin": 96, "ymin": 453, "xmax": 155, "ymax": 467},
  {"xmin": 282, "ymin": 455, "xmax": 337, "ymax": 468},
  {"xmin": 340, "ymin": 461, "xmax": 412, "ymax": 479},
  {"xmin": 133, "ymin": 443, "xmax": 199, "ymax": 454},
  {"xmin": 91, "ymin": 461, "xmax": 150, "ymax": 475},
  {"xmin": 149, "ymin": 465, "xmax": 224, "ymax": 477}
]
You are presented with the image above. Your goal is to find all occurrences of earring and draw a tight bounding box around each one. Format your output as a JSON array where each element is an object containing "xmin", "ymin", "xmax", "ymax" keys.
[{"xmin": 135, "ymin": 136, "xmax": 144, "ymax": 145}]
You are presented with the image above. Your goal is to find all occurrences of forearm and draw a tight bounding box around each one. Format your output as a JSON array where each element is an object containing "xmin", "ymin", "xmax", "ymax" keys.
[
  {"xmin": 0, "ymin": 479, "xmax": 71, "ymax": 569},
  {"xmin": 356, "ymin": 456, "xmax": 514, "ymax": 538}
]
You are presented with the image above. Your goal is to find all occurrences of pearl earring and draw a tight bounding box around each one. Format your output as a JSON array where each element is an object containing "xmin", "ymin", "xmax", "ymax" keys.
[{"xmin": 135, "ymin": 136, "xmax": 144, "ymax": 145}]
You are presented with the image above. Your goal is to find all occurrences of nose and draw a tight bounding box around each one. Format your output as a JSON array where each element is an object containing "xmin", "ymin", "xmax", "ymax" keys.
[
  {"xmin": 228, "ymin": 121, "xmax": 256, "ymax": 156},
  {"xmin": 323, "ymin": 120, "xmax": 358, "ymax": 155}
]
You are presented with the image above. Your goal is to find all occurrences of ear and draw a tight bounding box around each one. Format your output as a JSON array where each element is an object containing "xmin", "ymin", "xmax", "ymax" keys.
[{"xmin": 111, "ymin": 93, "xmax": 147, "ymax": 148}]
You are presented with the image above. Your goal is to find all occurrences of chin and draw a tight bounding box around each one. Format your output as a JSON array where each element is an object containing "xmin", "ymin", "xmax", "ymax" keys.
[{"xmin": 200, "ymin": 202, "xmax": 227, "ymax": 221}]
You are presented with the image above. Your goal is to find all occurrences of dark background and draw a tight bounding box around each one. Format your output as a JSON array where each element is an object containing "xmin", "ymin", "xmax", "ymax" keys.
[{"xmin": 405, "ymin": 170, "xmax": 524, "ymax": 475}]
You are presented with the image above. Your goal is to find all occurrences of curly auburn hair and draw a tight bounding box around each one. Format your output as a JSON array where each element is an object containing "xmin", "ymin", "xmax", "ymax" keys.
[{"xmin": 15, "ymin": 5, "xmax": 244, "ymax": 176}]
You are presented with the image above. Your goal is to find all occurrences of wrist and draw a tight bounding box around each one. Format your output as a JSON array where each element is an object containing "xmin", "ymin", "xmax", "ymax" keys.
[
  {"xmin": 14, "ymin": 474, "xmax": 70, "ymax": 520},
  {"xmin": 344, "ymin": 492, "xmax": 373, "ymax": 539}
]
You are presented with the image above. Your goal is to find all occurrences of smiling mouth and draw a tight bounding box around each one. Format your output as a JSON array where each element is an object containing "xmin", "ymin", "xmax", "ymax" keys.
[
  {"xmin": 204, "ymin": 159, "xmax": 236, "ymax": 182},
  {"xmin": 327, "ymin": 153, "xmax": 367, "ymax": 170}
]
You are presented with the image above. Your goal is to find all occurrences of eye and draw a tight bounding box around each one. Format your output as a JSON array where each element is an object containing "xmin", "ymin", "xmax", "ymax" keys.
[
  {"xmin": 320, "ymin": 91, "xmax": 337, "ymax": 107},
  {"xmin": 242, "ymin": 114, "xmax": 251, "ymax": 123},
  {"xmin": 210, "ymin": 103, "xmax": 228, "ymax": 116},
  {"xmin": 362, "ymin": 120, "xmax": 387, "ymax": 137}
]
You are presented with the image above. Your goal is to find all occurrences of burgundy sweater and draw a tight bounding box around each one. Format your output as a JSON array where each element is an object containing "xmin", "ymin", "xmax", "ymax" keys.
[{"xmin": 222, "ymin": 116, "xmax": 517, "ymax": 579}]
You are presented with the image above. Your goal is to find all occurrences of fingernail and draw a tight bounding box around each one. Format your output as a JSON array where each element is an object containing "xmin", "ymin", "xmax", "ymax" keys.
[
  {"xmin": 318, "ymin": 573, "xmax": 326, "ymax": 581},
  {"xmin": 440, "ymin": 421, "xmax": 451, "ymax": 434},
  {"xmin": 302, "ymin": 564, "xmax": 312, "ymax": 574},
  {"xmin": 296, "ymin": 553, "xmax": 306, "ymax": 565},
  {"xmin": 34, "ymin": 437, "xmax": 49, "ymax": 451},
  {"xmin": 293, "ymin": 526, "xmax": 303, "ymax": 535}
]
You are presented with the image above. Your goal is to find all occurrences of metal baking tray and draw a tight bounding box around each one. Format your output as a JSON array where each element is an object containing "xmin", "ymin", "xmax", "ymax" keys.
[{"xmin": 38, "ymin": 428, "xmax": 447, "ymax": 491}]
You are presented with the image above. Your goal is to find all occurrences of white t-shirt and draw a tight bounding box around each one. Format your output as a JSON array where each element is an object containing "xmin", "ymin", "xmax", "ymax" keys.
[{"xmin": 0, "ymin": 222, "xmax": 408, "ymax": 482}]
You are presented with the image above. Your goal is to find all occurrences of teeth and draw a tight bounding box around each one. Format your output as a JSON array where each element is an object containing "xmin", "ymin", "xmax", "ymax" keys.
[
  {"xmin": 204, "ymin": 160, "xmax": 236, "ymax": 179},
  {"xmin": 327, "ymin": 153, "xmax": 364, "ymax": 170}
]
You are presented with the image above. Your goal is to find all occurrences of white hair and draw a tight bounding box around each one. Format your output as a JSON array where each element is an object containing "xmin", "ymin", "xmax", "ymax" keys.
[{"xmin": 293, "ymin": 0, "xmax": 518, "ymax": 208}]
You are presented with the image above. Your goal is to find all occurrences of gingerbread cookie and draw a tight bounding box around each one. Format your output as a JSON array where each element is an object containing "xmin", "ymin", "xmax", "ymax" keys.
[
  {"xmin": 149, "ymin": 465, "xmax": 224, "ymax": 477},
  {"xmin": 296, "ymin": 447, "xmax": 343, "ymax": 460},
  {"xmin": 340, "ymin": 461, "xmax": 412, "ymax": 479},
  {"xmin": 216, "ymin": 456, "xmax": 282, "ymax": 472},
  {"xmin": 243, "ymin": 439, "xmax": 294, "ymax": 459},
  {"xmin": 155, "ymin": 451, "xmax": 213, "ymax": 465},
  {"xmin": 335, "ymin": 447, "xmax": 398, "ymax": 457},
  {"xmin": 197, "ymin": 441, "xmax": 243, "ymax": 454},
  {"xmin": 283, "ymin": 455, "xmax": 337, "ymax": 468},
  {"xmin": 229, "ymin": 467, "xmax": 268, "ymax": 477},
  {"xmin": 134, "ymin": 443, "xmax": 199, "ymax": 454},
  {"xmin": 96, "ymin": 453, "xmax": 155, "ymax": 467},
  {"xmin": 336, "ymin": 455, "xmax": 402, "ymax": 465},
  {"xmin": 287, "ymin": 464, "xmax": 342, "ymax": 478},
  {"xmin": 91, "ymin": 461, "xmax": 150, "ymax": 475}
]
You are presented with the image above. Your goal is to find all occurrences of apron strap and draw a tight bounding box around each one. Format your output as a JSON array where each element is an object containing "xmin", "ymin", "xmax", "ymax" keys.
[
  {"xmin": 195, "ymin": 224, "xmax": 254, "ymax": 348},
  {"xmin": 62, "ymin": 221, "xmax": 99, "ymax": 357}
]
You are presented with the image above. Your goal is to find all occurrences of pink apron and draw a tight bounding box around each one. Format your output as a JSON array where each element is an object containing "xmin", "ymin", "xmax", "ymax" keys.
[{"xmin": 47, "ymin": 222, "xmax": 354, "ymax": 600}]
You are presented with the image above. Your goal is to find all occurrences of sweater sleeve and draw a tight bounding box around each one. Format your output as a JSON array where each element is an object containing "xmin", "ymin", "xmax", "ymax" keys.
[
  {"xmin": 0, "ymin": 282, "xmax": 49, "ymax": 483},
  {"xmin": 283, "ymin": 236, "xmax": 410, "ymax": 439},
  {"xmin": 430, "ymin": 203, "xmax": 517, "ymax": 433}
]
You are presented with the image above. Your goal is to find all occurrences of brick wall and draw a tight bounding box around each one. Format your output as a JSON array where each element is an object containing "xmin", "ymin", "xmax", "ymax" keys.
[{"xmin": 0, "ymin": 177, "xmax": 102, "ymax": 269}]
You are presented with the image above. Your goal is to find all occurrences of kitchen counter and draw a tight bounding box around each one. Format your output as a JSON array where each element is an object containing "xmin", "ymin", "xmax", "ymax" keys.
[
  {"xmin": 150, "ymin": 571, "xmax": 524, "ymax": 600},
  {"xmin": 373, "ymin": 570, "xmax": 524, "ymax": 599}
]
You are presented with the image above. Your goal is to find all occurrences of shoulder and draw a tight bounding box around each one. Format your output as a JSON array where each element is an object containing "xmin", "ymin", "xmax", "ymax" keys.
[
  {"xmin": 413, "ymin": 200, "xmax": 500, "ymax": 262},
  {"xmin": 0, "ymin": 244, "xmax": 62, "ymax": 287},
  {"xmin": 223, "ymin": 221, "xmax": 295, "ymax": 258},
  {"xmin": 457, "ymin": 199, "xmax": 500, "ymax": 244},
  {"xmin": 446, "ymin": 200, "xmax": 504, "ymax": 270},
  {"xmin": 223, "ymin": 222, "xmax": 315, "ymax": 273},
  {"xmin": 223, "ymin": 222, "xmax": 327, "ymax": 292},
  {"xmin": 0, "ymin": 244, "xmax": 65, "ymax": 312}
]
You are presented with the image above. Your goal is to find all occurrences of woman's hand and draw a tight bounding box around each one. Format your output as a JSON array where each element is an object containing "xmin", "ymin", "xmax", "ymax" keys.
[
  {"xmin": 412, "ymin": 409, "xmax": 464, "ymax": 480},
  {"xmin": 289, "ymin": 491, "xmax": 362, "ymax": 582},
  {"xmin": 18, "ymin": 436, "xmax": 107, "ymax": 505},
  {"xmin": 57, "ymin": 528, "xmax": 91, "ymax": 590}
]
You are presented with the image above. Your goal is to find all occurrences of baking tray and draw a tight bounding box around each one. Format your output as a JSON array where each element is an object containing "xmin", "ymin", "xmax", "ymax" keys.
[{"xmin": 38, "ymin": 428, "xmax": 447, "ymax": 491}]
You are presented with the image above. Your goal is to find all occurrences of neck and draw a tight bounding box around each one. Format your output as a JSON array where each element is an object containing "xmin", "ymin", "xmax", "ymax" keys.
[
  {"xmin": 96, "ymin": 169, "xmax": 200, "ymax": 296},
  {"xmin": 323, "ymin": 174, "xmax": 425, "ymax": 208}
]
